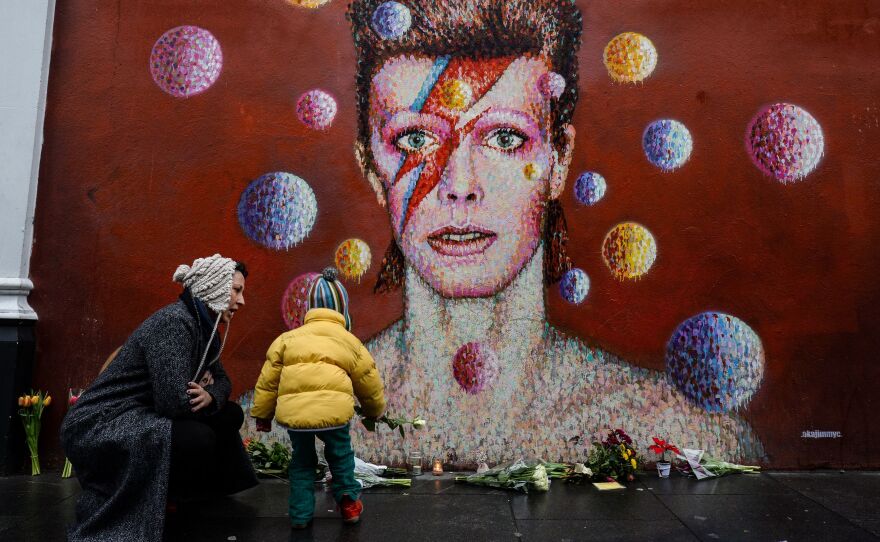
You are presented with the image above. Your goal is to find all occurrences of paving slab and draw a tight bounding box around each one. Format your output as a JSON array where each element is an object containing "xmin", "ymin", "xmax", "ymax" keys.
[
  {"xmin": 658, "ymin": 492, "xmax": 879, "ymax": 542},
  {"xmin": 769, "ymin": 472, "xmax": 880, "ymax": 521},
  {"xmin": 514, "ymin": 519, "xmax": 699, "ymax": 542}
]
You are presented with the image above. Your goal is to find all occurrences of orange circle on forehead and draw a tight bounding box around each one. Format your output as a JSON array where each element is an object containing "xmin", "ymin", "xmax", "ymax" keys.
[{"xmin": 439, "ymin": 79, "xmax": 473, "ymax": 110}]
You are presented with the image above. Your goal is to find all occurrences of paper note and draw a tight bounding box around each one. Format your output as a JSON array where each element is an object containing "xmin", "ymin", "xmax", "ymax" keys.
[{"xmin": 592, "ymin": 481, "xmax": 625, "ymax": 490}]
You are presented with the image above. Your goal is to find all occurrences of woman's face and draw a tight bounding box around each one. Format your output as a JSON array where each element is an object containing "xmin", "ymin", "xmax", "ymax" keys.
[
  {"xmin": 222, "ymin": 271, "xmax": 245, "ymax": 323},
  {"xmin": 366, "ymin": 54, "xmax": 574, "ymax": 298}
]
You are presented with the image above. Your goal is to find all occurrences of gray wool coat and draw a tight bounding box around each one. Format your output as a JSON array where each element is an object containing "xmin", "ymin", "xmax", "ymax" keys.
[{"xmin": 60, "ymin": 299, "xmax": 245, "ymax": 541}]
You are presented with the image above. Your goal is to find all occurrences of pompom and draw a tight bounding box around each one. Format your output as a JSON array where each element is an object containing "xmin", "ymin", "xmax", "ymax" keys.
[
  {"xmin": 173, "ymin": 265, "xmax": 191, "ymax": 283},
  {"xmin": 321, "ymin": 267, "xmax": 339, "ymax": 282}
]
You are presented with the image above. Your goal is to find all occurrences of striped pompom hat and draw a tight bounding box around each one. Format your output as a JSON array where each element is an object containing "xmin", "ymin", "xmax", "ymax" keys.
[{"xmin": 308, "ymin": 267, "xmax": 351, "ymax": 330}]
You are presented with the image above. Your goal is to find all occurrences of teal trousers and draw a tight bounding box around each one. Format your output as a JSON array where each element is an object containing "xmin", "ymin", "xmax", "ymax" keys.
[{"xmin": 287, "ymin": 426, "xmax": 361, "ymax": 523}]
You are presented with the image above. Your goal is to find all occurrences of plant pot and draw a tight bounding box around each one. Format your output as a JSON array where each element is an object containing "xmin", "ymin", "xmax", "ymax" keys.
[{"xmin": 656, "ymin": 461, "xmax": 671, "ymax": 478}]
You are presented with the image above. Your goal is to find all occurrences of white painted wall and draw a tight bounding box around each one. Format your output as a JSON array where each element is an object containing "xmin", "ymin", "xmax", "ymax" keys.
[{"xmin": 0, "ymin": 0, "xmax": 55, "ymax": 319}]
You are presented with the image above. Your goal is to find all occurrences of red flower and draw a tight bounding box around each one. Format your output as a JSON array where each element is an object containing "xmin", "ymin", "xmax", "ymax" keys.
[{"xmin": 648, "ymin": 437, "xmax": 681, "ymax": 456}]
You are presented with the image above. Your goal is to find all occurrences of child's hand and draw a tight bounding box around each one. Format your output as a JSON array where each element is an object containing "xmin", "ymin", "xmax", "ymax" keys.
[{"xmin": 255, "ymin": 418, "xmax": 272, "ymax": 432}]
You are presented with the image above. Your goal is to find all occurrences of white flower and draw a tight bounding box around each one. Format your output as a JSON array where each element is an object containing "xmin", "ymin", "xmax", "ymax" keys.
[
  {"xmin": 412, "ymin": 418, "xmax": 427, "ymax": 429},
  {"xmin": 574, "ymin": 462, "xmax": 592, "ymax": 476},
  {"xmin": 531, "ymin": 464, "xmax": 550, "ymax": 492}
]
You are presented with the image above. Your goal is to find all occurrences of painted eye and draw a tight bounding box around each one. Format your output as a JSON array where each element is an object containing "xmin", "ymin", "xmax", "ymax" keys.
[
  {"xmin": 395, "ymin": 130, "xmax": 437, "ymax": 153},
  {"xmin": 485, "ymin": 128, "xmax": 527, "ymax": 151}
]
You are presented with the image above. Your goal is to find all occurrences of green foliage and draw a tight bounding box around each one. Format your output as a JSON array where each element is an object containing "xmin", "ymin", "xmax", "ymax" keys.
[
  {"xmin": 245, "ymin": 439, "xmax": 291, "ymax": 477},
  {"xmin": 579, "ymin": 429, "xmax": 641, "ymax": 483}
]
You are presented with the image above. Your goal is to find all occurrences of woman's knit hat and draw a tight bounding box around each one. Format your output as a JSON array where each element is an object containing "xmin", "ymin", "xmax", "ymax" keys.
[
  {"xmin": 172, "ymin": 254, "xmax": 237, "ymax": 313},
  {"xmin": 308, "ymin": 267, "xmax": 351, "ymax": 330}
]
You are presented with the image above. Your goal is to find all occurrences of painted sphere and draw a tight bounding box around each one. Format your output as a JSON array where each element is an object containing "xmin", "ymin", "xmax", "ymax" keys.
[
  {"xmin": 538, "ymin": 72, "xmax": 566, "ymax": 100},
  {"xmin": 285, "ymin": 0, "xmax": 331, "ymax": 7},
  {"xmin": 452, "ymin": 342, "xmax": 501, "ymax": 394},
  {"xmin": 603, "ymin": 32, "xmax": 658, "ymax": 83},
  {"xmin": 643, "ymin": 119, "xmax": 693, "ymax": 171},
  {"xmin": 666, "ymin": 312, "xmax": 765, "ymax": 412},
  {"xmin": 150, "ymin": 26, "xmax": 222, "ymax": 98},
  {"xmin": 281, "ymin": 272, "xmax": 320, "ymax": 330},
  {"xmin": 335, "ymin": 239, "xmax": 372, "ymax": 280},
  {"xmin": 296, "ymin": 90, "xmax": 337, "ymax": 131},
  {"xmin": 439, "ymin": 79, "xmax": 473, "ymax": 110},
  {"xmin": 237, "ymin": 172, "xmax": 317, "ymax": 250},
  {"xmin": 371, "ymin": 1, "xmax": 412, "ymax": 40},
  {"xmin": 559, "ymin": 268, "xmax": 590, "ymax": 304},
  {"xmin": 746, "ymin": 103, "xmax": 824, "ymax": 183},
  {"xmin": 574, "ymin": 171, "xmax": 607, "ymax": 206},
  {"xmin": 602, "ymin": 222, "xmax": 657, "ymax": 280}
]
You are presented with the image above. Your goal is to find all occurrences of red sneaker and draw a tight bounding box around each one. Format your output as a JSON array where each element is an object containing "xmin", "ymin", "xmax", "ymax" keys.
[{"xmin": 339, "ymin": 496, "xmax": 363, "ymax": 524}]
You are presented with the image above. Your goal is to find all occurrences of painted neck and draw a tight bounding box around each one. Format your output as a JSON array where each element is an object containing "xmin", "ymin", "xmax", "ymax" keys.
[{"xmin": 403, "ymin": 244, "xmax": 546, "ymax": 353}]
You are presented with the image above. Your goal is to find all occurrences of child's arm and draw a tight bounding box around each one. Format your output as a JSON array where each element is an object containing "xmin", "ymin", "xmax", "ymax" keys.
[
  {"xmin": 350, "ymin": 344, "xmax": 386, "ymax": 418},
  {"xmin": 250, "ymin": 336, "xmax": 286, "ymax": 421}
]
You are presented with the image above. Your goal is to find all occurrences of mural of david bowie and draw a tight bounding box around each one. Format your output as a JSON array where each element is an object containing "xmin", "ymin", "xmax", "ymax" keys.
[{"xmin": 346, "ymin": 0, "xmax": 764, "ymax": 466}]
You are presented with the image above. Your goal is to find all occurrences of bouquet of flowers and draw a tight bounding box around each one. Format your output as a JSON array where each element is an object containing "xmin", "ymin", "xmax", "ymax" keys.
[
  {"xmin": 353, "ymin": 457, "xmax": 411, "ymax": 489},
  {"xmin": 244, "ymin": 438, "xmax": 291, "ymax": 478},
  {"xmin": 565, "ymin": 462, "xmax": 594, "ymax": 484},
  {"xmin": 17, "ymin": 390, "xmax": 51, "ymax": 475},
  {"xmin": 541, "ymin": 461, "xmax": 574, "ymax": 479},
  {"xmin": 454, "ymin": 458, "xmax": 550, "ymax": 493},
  {"xmin": 584, "ymin": 429, "xmax": 640, "ymax": 483},
  {"xmin": 677, "ymin": 448, "xmax": 761, "ymax": 480},
  {"xmin": 354, "ymin": 405, "xmax": 426, "ymax": 437},
  {"xmin": 61, "ymin": 388, "xmax": 83, "ymax": 478}
]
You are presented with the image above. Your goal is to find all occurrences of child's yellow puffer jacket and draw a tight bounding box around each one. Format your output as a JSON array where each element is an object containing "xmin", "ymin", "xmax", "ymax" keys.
[{"xmin": 251, "ymin": 308, "xmax": 385, "ymax": 429}]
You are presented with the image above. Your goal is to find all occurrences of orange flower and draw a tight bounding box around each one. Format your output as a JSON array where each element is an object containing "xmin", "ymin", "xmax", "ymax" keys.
[
  {"xmin": 23, "ymin": 396, "xmax": 32, "ymax": 407},
  {"xmin": 43, "ymin": 395, "xmax": 52, "ymax": 406},
  {"xmin": 18, "ymin": 396, "xmax": 25, "ymax": 406},
  {"xmin": 30, "ymin": 395, "xmax": 40, "ymax": 405}
]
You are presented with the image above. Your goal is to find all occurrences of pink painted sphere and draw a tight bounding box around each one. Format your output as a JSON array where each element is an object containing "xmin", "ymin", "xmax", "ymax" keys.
[
  {"xmin": 746, "ymin": 103, "xmax": 824, "ymax": 183},
  {"xmin": 452, "ymin": 342, "xmax": 500, "ymax": 394},
  {"xmin": 538, "ymin": 72, "xmax": 566, "ymax": 100},
  {"xmin": 281, "ymin": 272, "xmax": 320, "ymax": 329},
  {"xmin": 296, "ymin": 89, "xmax": 338, "ymax": 130},
  {"xmin": 150, "ymin": 26, "xmax": 222, "ymax": 98}
]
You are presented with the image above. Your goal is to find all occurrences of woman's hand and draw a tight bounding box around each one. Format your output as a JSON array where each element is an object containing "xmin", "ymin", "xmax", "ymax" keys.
[
  {"xmin": 186, "ymin": 382, "xmax": 214, "ymax": 413},
  {"xmin": 198, "ymin": 370, "xmax": 214, "ymax": 387}
]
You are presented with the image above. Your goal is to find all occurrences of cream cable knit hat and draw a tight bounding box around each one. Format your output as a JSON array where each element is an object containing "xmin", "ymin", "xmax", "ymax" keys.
[{"xmin": 172, "ymin": 254, "xmax": 237, "ymax": 313}]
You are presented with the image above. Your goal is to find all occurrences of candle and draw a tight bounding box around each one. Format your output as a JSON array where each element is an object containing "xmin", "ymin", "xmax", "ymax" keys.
[
  {"xmin": 409, "ymin": 451, "xmax": 422, "ymax": 476},
  {"xmin": 432, "ymin": 458, "xmax": 443, "ymax": 476}
]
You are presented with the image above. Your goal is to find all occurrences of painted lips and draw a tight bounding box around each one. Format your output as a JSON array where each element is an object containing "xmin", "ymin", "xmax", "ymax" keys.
[{"xmin": 427, "ymin": 226, "xmax": 497, "ymax": 257}]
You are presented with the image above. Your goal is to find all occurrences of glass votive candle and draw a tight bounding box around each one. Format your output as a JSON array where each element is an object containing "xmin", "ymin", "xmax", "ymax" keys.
[
  {"xmin": 409, "ymin": 451, "xmax": 422, "ymax": 476},
  {"xmin": 432, "ymin": 458, "xmax": 443, "ymax": 476}
]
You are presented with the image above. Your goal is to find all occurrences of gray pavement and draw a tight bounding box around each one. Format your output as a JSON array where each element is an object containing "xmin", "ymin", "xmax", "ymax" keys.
[{"xmin": 1, "ymin": 470, "xmax": 878, "ymax": 541}]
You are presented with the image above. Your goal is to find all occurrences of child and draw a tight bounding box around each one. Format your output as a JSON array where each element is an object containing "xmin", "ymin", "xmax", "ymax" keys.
[{"xmin": 251, "ymin": 267, "xmax": 386, "ymax": 529}]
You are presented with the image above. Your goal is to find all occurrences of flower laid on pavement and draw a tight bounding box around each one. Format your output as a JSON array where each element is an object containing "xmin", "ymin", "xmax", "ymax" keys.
[
  {"xmin": 17, "ymin": 390, "xmax": 51, "ymax": 476},
  {"xmin": 678, "ymin": 448, "xmax": 761, "ymax": 480},
  {"xmin": 454, "ymin": 458, "xmax": 550, "ymax": 493},
  {"xmin": 351, "ymin": 457, "xmax": 412, "ymax": 489},
  {"xmin": 245, "ymin": 439, "xmax": 291, "ymax": 478}
]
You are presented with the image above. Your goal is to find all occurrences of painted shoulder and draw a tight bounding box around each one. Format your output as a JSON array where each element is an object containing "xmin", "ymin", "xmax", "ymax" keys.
[{"xmin": 542, "ymin": 324, "xmax": 765, "ymax": 461}]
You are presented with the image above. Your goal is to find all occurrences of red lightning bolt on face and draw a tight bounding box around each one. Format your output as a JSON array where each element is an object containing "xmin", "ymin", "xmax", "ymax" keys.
[{"xmin": 393, "ymin": 56, "xmax": 515, "ymax": 233}]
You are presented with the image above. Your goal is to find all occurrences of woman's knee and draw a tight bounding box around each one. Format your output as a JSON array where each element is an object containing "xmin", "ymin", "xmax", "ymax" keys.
[
  {"xmin": 209, "ymin": 401, "xmax": 244, "ymax": 431},
  {"xmin": 171, "ymin": 420, "xmax": 217, "ymax": 458}
]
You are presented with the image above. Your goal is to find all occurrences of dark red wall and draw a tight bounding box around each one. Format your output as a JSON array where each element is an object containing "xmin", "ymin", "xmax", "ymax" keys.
[{"xmin": 30, "ymin": 0, "xmax": 880, "ymax": 467}]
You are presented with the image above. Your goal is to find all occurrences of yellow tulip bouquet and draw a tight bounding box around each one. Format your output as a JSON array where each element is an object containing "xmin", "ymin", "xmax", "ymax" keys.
[{"xmin": 17, "ymin": 390, "xmax": 51, "ymax": 475}]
